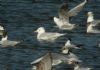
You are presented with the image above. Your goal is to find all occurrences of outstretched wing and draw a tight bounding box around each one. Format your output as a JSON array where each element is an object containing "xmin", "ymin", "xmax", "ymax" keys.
[
  {"xmin": 68, "ymin": 0, "xmax": 87, "ymax": 17},
  {"xmin": 58, "ymin": 3, "xmax": 69, "ymax": 22},
  {"xmin": 36, "ymin": 53, "xmax": 52, "ymax": 70}
]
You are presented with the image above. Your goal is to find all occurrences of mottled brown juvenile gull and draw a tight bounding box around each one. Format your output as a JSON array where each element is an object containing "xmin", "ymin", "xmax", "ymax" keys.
[
  {"xmin": 31, "ymin": 52, "xmax": 81, "ymax": 66},
  {"xmin": 32, "ymin": 53, "xmax": 52, "ymax": 70}
]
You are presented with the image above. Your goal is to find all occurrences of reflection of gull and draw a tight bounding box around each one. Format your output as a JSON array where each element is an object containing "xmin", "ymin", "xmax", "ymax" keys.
[
  {"xmin": 69, "ymin": 60, "xmax": 92, "ymax": 70},
  {"xmin": 87, "ymin": 12, "xmax": 100, "ymax": 33},
  {"xmin": 0, "ymin": 31, "xmax": 20, "ymax": 47},
  {"xmin": 62, "ymin": 38, "xmax": 82, "ymax": 54},
  {"xmin": 54, "ymin": 0, "xmax": 87, "ymax": 30},
  {"xmin": 32, "ymin": 53, "xmax": 52, "ymax": 70},
  {"xmin": 34, "ymin": 27, "xmax": 65, "ymax": 42},
  {"xmin": 31, "ymin": 52, "xmax": 80, "ymax": 66}
]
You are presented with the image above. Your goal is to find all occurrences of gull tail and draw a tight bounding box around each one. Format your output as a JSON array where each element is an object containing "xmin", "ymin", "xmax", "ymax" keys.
[{"xmin": 59, "ymin": 33, "xmax": 66, "ymax": 36}]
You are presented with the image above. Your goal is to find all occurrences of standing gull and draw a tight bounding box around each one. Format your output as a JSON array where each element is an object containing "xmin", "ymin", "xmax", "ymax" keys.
[
  {"xmin": 0, "ymin": 31, "xmax": 20, "ymax": 47},
  {"xmin": 34, "ymin": 27, "xmax": 65, "ymax": 42},
  {"xmin": 54, "ymin": 0, "xmax": 87, "ymax": 30}
]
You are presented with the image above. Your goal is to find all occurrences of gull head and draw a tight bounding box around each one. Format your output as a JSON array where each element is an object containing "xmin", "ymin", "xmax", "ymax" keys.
[
  {"xmin": 87, "ymin": 12, "xmax": 93, "ymax": 16},
  {"xmin": 65, "ymin": 38, "xmax": 71, "ymax": 46},
  {"xmin": 0, "ymin": 25, "xmax": 4, "ymax": 30},
  {"xmin": 34, "ymin": 27, "xmax": 45, "ymax": 34}
]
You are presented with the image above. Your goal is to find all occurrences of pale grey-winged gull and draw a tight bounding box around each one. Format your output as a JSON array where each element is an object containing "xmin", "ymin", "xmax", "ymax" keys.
[
  {"xmin": 87, "ymin": 12, "xmax": 100, "ymax": 33},
  {"xmin": 0, "ymin": 31, "xmax": 20, "ymax": 47},
  {"xmin": 54, "ymin": 0, "xmax": 87, "ymax": 30},
  {"xmin": 87, "ymin": 22, "xmax": 100, "ymax": 33},
  {"xmin": 0, "ymin": 25, "xmax": 4, "ymax": 35},
  {"xmin": 34, "ymin": 27, "xmax": 65, "ymax": 42}
]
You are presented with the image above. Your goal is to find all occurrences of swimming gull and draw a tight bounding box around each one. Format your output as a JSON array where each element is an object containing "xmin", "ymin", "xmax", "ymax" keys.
[
  {"xmin": 87, "ymin": 12, "xmax": 100, "ymax": 33},
  {"xmin": 34, "ymin": 27, "xmax": 65, "ymax": 42},
  {"xmin": 0, "ymin": 31, "xmax": 20, "ymax": 47},
  {"xmin": 87, "ymin": 21, "xmax": 100, "ymax": 33},
  {"xmin": 62, "ymin": 38, "xmax": 82, "ymax": 54},
  {"xmin": 0, "ymin": 25, "xmax": 4, "ymax": 35}
]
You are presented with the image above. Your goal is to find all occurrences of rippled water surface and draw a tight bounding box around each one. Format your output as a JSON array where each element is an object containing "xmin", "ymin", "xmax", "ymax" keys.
[{"xmin": 0, "ymin": 0, "xmax": 100, "ymax": 70}]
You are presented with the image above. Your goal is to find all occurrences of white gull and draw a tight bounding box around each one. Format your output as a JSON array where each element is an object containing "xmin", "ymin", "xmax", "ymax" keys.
[
  {"xmin": 34, "ymin": 27, "xmax": 65, "ymax": 42},
  {"xmin": 54, "ymin": 0, "xmax": 87, "ymax": 30},
  {"xmin": 0, "ymin": 31, "xmax": 20, "ymax": 47}
]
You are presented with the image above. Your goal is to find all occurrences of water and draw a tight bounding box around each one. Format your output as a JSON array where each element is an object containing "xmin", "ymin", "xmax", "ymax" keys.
[{"xmin": 0, "ymin": 0, "xmax": 100, "ymax": 70}]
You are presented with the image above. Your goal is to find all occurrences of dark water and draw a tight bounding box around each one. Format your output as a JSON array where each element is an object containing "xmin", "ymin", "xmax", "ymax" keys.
[{"xmin": 0, "ymin": 0, "xmax": 100, "ymax": 70}]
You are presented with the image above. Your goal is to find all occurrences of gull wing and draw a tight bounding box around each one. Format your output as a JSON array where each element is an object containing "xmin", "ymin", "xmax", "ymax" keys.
[
  {"xmin": 92, "ymin": 20, "xmax": 100, "ymax": 26},
  {"xmin": 58, "ymin": 3, "xmax": 69, "ymax": 22},
  {"xmin": 31, "ymin": 57, "xmax": 44, "ymax": 64},
  {"xmin": 36, "ymin": 53, "xmax": 52, "ymax": 70},
  {"xmin": 68, "ymin": 0, "xmax": 87, "ymax": 17}
]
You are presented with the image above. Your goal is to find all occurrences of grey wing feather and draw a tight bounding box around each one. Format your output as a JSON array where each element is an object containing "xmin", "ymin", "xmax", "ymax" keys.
[
  {"xmin": 68, "ymin": 0, "xmax": 86, "ymax": 17},
  {"xmin": 52, "ymin": 53, "xmax": 68, "ymax": 61},
  {"xmin": 58, "ymin": 3, "xmax": 69, "ymax": 22}
]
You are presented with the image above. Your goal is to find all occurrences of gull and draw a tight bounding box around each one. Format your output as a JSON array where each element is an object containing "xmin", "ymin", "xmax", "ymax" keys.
[
  {"xmin": 31, "ymin": 52, "xmax": 67, "ymax": 66},
  {"xmin": 69, "ymin": 60, "xmax": 92, "ymax": 70},
  {"xmin": 54, "ymin": 0, "xmax": 87, "ymax": 30},
  {"xmin": 34, "ymin": 27, "xmax": 65, "ymax": 42},
  {"xmin": 87, "ymin": 22, "xmax": 100, "ymax": 33},
  {"xmin": 62, "ymin": 38, "xmax": 82, "ymax": 54},
  {"xmin": 87, "ymin": 12, "xmax": 100, "ymax": 24},
  {"xmin": 31, "ymin": 52, "xmax": 80, "ymax": 66},
  {"xmin": 32, "ymin": 53, "xmax": 52, "ymax": 70},
  {"xmin": 87, "ymin": 12, "xmax": 94, "ymax": 23},
  {"xmin": 0, "ymin": 31, "xmax": 20, "ymax": 47},
  {"xmin": 87, "ymin": 12, "xmax": 100, "ymax": 33},
  {"xmin": 0, "ymin": 25, "xmax": 4, "ymax": 35}
]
